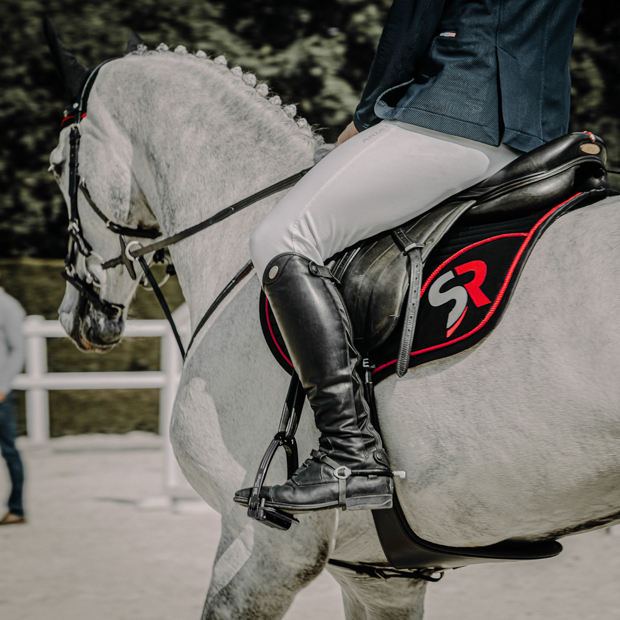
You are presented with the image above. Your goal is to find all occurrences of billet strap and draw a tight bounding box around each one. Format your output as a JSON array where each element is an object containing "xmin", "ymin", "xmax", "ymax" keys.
[
  {"xmin": 137, "ymin": 256, "xmax": 186, "ymax": 358},
  {"xmin": 392, "ymin": 227, "xmax": 424, "ymax": 378}
]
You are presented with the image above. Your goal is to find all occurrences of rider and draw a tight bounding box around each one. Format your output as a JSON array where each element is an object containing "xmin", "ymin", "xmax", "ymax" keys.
[{"xmin": 235, "ymin": 0, "xmax": 585, "ymax": 513}]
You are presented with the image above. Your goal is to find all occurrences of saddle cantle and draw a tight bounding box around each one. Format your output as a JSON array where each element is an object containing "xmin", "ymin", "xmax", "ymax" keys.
[{"xmin": 261, "ymin": 132, "xmax": 616, "ymax": 382}]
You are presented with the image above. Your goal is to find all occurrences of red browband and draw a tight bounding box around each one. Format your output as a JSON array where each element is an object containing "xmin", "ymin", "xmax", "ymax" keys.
[{"xmin": 61, "ymin": 112, "xmax": 86, "ymax": 127}]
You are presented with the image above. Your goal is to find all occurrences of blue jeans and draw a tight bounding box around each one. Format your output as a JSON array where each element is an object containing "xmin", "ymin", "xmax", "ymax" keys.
[{"xmin": 0, "ymin": 392, "xmax": 24, "ymax": 517}]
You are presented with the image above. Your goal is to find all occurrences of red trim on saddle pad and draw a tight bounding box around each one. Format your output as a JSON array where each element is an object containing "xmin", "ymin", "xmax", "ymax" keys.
[
  {"xmin": 373, "ymin": 194, "xmax": 581, "ymax": 375},
  {"xmin": 265, "ymin": 295, "xmax": 293, "ymax": 368},
  {"xmin": 261, "ymin": 190, "xmax": 617, "ymax": 383},
  {"xmin": 61, "ymin": 113, "xmax": 86, "ymax": 127}
]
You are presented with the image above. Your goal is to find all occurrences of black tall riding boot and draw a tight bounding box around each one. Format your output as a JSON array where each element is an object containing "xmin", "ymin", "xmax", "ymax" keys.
[{"xmin": 234, "ymin": 253, "xmax": 393, "ymax": 512}]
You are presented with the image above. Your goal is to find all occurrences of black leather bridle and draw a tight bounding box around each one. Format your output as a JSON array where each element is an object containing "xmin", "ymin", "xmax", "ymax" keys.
[
  {"xmin": 58, "ymin": 59, "xmax": 310, "ymax": 358},
  {"xmin": 61, "ymin": 59, "xmax": 161, "ymax": 321}
]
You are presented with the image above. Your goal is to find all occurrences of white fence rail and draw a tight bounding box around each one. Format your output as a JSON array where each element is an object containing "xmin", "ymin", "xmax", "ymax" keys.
[{"xmin": 11, "ymin": 312, "xmax": 194, "ymax": 498}]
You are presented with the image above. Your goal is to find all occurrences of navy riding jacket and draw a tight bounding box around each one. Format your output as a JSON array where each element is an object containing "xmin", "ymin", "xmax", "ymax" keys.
[{"xmin": 354, "ymin": 0, "xmax": 584, "ymax": 152}]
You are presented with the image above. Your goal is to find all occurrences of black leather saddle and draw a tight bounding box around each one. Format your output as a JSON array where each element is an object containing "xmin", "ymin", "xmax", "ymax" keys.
[{"xmin": 333, "ymin": 131, "xmax": 610, "ymax": 371}]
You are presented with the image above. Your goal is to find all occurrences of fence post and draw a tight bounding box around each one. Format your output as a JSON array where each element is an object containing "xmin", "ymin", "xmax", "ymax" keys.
[
  {"xmin": 160, "ymin": 325, "xmax": 183, "ymax": 494},
  {"xmin": 24, "ymin": 315, "xmax": 49, "ymax": 444}
]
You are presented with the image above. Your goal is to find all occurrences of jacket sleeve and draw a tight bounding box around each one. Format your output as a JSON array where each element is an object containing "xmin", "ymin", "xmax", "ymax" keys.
[
  {"xmin": 354, "ymin": 0, "xmax": 446, "ymax": 131},
  {"xmin": 0, "ymin": 298, "xmax": 26, "ymax": 394}
]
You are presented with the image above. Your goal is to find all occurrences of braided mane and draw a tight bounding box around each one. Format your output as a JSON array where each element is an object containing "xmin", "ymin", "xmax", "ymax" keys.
[{"xmin": 128, "ymin": 42, "xmax": 325, "ymax": 150}]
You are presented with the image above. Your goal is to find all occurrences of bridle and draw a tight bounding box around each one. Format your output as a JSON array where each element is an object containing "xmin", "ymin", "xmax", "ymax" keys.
[
  {"xmin": 58, "ymin": 59, "xmax": 311, "ymax": 358},
  {"xmin": 61, "ymin": 59, "xmax": 161, "ymax": 320}
]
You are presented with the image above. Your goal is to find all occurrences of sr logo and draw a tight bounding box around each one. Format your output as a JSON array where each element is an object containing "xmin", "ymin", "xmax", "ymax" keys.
[{"xmin": 428, "ymin": 260, "xmax": 492, "ymax": 337}]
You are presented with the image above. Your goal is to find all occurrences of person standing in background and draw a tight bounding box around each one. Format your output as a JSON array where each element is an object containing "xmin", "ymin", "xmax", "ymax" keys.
[{"xmin": 0, "ymin": 272, "xmax": 26, "ymax": 525}]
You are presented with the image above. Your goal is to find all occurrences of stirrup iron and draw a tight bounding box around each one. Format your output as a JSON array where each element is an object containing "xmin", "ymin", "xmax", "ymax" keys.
[{"xmin": 247, "ymin": 372, "xmax": 305, "ymax": 530}]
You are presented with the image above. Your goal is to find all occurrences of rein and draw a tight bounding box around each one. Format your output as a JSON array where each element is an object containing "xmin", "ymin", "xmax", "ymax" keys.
[
  {"xmin": 64, "ymin": 64, "xmax": 620, "ymax": 360},
  {"xmin": 60, "ymin": 58, "xmax": 311, "ymax": 358}
]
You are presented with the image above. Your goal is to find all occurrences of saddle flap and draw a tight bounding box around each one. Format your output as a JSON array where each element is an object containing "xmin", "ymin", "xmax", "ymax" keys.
[
  {"xmin": 337, "ymin": 234, "xmax": 407, "ymax": 352},
  {"xmin": 337, "ymin": 198, "xmax": 476, "ymax": 351},
  {"xmin": 337, "ymin": 132, "xmax": 610, "ymax": 353}
]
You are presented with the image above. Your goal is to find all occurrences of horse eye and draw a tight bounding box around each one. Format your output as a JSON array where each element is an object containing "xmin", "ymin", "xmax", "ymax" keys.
[{"xmin": 49, "ymin": 163, "xmax": 63, "ymax": 177}]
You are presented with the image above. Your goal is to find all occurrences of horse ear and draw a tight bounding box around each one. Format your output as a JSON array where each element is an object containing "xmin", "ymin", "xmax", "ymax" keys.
[
  {"xmin": 126, "ymin": 30, "xmax": 144, "ymax": 55},
  {"xmin": 43, "ymin": 15, "xmax": 90, "ymax": 100}
]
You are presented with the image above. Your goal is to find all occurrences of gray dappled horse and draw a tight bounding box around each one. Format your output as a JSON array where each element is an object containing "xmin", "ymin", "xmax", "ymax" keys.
[{"xmin": 49, "ymin": 30, "xmax": 620, "ymax": 620}]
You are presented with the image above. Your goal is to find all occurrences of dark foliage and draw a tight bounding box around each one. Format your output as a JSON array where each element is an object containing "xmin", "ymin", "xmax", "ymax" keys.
[
  {"xmin": 570, "ymin": 1, "xmax": 620, "ymax": 167},
  {"xmin": 0, "ymin": 1, "xmax": 616, "ymax": 258}
]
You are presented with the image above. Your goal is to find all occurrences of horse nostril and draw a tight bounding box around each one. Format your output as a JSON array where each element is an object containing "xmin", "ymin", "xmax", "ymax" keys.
[{"xmin": 83, "ymin": 310, "xmax": 124, "ymax": 347}]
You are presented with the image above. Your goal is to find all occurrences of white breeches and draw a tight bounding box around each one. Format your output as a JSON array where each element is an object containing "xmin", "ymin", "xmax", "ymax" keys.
[{"xmin": 250, "ymin": 120, "xmax": 521, "ymax": 280}]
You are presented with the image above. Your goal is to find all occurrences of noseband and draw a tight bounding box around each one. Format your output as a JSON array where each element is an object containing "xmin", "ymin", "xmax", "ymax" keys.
[{"xmin": 59, "ymin": 58, "xmax": 311, "ymax": 356}]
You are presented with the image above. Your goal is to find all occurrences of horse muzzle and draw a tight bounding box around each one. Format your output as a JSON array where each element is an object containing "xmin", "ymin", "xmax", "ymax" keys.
[{"xmin": 60, "ymin": 285, "xmax": 125, "ymax": 352}]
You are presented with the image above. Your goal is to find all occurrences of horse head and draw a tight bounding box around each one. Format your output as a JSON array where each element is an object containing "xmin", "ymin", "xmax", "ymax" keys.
[{"xmin": 46, "ymin": 17, "xmax": 157, "ymax": 351}]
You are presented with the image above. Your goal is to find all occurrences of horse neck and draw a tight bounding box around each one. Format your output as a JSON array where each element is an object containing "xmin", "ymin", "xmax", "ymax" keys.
[{"xmin": 99, "ymin": 53, "xmax": 317, "ymax": 327}]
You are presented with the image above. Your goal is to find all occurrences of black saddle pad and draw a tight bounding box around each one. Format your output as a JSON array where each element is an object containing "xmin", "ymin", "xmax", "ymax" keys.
[{"xmin": 260, "ymin": 189, "xmax": 614, "ymax": 384}]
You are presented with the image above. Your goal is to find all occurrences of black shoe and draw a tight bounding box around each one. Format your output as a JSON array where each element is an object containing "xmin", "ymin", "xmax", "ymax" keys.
[
  {"xmin": 235, "ymin": 253, "xmax": 394, "ymax": 512},
  {"xmin": 234, "ymin": 450, "xmax": 393, "ymax": 513}
]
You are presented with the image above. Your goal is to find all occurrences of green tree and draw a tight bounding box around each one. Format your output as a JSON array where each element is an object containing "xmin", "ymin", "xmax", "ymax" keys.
[
  {"xmin": 570, "ymin": 1, "xmax": 620, "ymax": 170},
  {"xmin": 0, "ymin": 1, "xmax": 617, "ymax": 258}
]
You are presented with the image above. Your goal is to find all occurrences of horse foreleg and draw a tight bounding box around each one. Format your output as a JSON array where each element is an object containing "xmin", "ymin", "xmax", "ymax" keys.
[
  {"xmin": 327, "ymin": 564, "xmax": 428, "ymax": 620},
  {"xmin": 202, "ymin": 510, "xmax": 338, "ymax": 620}
]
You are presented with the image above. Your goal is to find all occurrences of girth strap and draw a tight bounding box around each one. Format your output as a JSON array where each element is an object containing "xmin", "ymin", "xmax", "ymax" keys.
[
  {"xmin": 326, "ymin": 558, "xmax": 444, "ymax": 582},
  {"xmin": 392, "ymin": 228, "xmax": 424, "ymax": 378}
]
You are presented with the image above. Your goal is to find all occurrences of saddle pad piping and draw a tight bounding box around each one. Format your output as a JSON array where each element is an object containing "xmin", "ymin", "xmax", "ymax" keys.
[
  {"xmin": 265, "ymin": 295, "xmax": 294, "ymax": 368},
  {"xmin": 420, "ymin": 233, "xmax": 528, "ymax": 298},
  {"xmin": 372, "ymin": 192, "xmax": 582, "ymax": 376}
]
